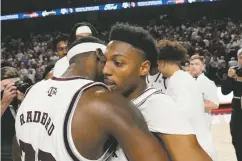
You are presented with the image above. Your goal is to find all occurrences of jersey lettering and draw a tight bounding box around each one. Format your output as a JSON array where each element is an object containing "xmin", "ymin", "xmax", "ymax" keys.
[{"xmin": 20, "ymin": 111, "xmax": 55, "ymax": 136}]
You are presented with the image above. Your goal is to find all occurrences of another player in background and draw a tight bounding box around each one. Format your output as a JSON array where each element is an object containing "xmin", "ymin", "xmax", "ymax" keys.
[
  {"xmin": 157, "ymin": 40, "xmax": 216, "ymax": 160},
  {"xmin": 146, "ymin": 66, "xmax": 168, "ymax": 92},
  {"xmin": 190, "ymin": 55, "xmax": 219, "ymax": 128},
  {"xmin": 53, "ymin": 22, "xmax": 97, "ymax": 77},
  {"xmin": 103, "ymin": 23, "xmax": 212, "ymax": 161},
  {"xmin": 46, "ymin": 34, "xmax": 69, "ymax": 78}
]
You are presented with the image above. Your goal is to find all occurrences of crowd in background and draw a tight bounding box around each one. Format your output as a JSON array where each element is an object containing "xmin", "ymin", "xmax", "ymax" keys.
[{"xmin": 1, "ymin": 15, "xmax": 242, "ymax": 85}]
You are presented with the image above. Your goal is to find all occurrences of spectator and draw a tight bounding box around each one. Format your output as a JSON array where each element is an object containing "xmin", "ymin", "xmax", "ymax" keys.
[
  {"xmin": 229, "ymin": 57, "xmax": 238, "ymax": 67},
  {"xmin": 1, "ymin": 67, "xmax": 25, "ymax": 161}
]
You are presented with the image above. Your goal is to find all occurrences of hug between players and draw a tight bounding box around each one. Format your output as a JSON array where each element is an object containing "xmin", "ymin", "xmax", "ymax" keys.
[{"xmin": 1, "ymin": 22, "xmax": 242, "ymax": 161}]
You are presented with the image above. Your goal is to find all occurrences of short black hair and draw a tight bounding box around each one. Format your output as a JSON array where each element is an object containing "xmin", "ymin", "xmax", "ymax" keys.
[
  {"xmin": 53, "ymin": 33, "xmax": 69, "ymax": 51},
  {"xmin": 42, "ymin": 62, "xmax": 56, "ymax": 80},
  {"xmin": 68, "ymin": 36, "xmax": 105, "ymax": 64},
  {"xmin": 69, "ymin": 22, "xmax": 98, "ymax": 45},
  {"xmin": 109, "ymin": 23, "xmax": 158, "ymax": 68},
  {"xmin": 157, "ymin": 40, "xmax": 188, "ymax": 62}
]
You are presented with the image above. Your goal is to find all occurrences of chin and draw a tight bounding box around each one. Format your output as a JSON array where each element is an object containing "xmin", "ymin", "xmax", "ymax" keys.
[{"xmin": 108, "ymin": 85, "xmax": 117, "ymax": 91}]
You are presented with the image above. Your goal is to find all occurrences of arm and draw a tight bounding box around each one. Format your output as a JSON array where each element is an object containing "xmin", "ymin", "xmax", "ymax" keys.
[
  {"xmin": 157, "ymin": 134, "xmax": 212, "ymax": 161},
  {"xmin": 12, "ymin": 135, "xmax": 21, "ymax": 161},
  {"xmin": 1, "ymin": 83, "xmax": 17, "ymax": 116},
  {"xmin": 81, "ymin": 86, "xmax": 169, "ymax": 161},
  {"xmin": 204, "ymin": 81, "xmax": 219, "ymax": 111},
  {"xmin": 221, "ymin": 77, "xmax": 234, "ymax": 95},
  {"xmin": 1, "ymin": 101, "xmax": 9, "ymax": 116},
  {"xmin": 204, "ymin": 101, "xmax": 218, "ymax": 111},
  {"xmin": 221, "ymin": 68, "xmax": 235, "ymax": 95}
]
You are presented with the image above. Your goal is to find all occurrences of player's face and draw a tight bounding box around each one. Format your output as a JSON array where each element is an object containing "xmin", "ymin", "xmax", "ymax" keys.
[
  {"xmin": 103, "ymin": 41, "xmax": 150, "ymax": 95},
  {"xmin": 157, "ymin": 60, "xmax": 169, "ymax": 77},
  {"xmin": 190, "ymin": 59, "xmax": 204, "ymax": 77},
  {"xmin": 56, "ymin": 41, "xmax": 68, "ymax": 58}
]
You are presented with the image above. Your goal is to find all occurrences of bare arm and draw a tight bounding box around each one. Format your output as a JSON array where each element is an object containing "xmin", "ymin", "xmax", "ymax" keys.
[
  {"xmin": 83, "ymin": 86, "xmax": 169, "ymax": 161},
  {"xmin": 12, "ymin": 135, "xmax": 21, "ymax": 161},
  {"xmin": 157, "ymin": 133, "xmax": 212, "ymax": 161},
  {"xmin": 204, "ymin": 101, "xmax": 218, "ymax": 111}
]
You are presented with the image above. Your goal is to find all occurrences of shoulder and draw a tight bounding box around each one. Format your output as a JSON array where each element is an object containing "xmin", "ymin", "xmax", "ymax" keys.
[
  {"xmin": 143, "ymin": 93, "xmax": 194, "ymax": 134},
  {"xmin": 53, "ymin": 57, "xmax": 69, "ymax": 76},
  {"xmin": 79, "ymin": 86, "xmax": 139, "ymax": 121}
]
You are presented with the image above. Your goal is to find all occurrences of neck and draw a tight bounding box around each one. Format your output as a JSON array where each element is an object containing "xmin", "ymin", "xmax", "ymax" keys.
[
  {"xmin": 62, "ymin": 63, "xmax": 94, "ymax": 80},
  {"xmin": 126, "ymin": 79, "xmax": 147, "ymax": 101},
  {"xmin": 192, "ymin": 72, "xmax": 203, "ymax": 78},
  {"xmin": 166, "ymin": 65, "xmax": 180, "ymax": 78},
  {"xmin": 149, "ymin": 67, "xmax": 159, "ymax": 76}
]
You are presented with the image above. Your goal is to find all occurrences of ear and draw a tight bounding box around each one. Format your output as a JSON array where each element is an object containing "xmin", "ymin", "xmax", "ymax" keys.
[
  {"xmin": 95, "ymin": 48, "xmax": 106, "ymax": 64},
  {"xmin": 157, "ymin": 60, "xmax": 165, "ymax": 71},
  {"xmin": 140, "ymin": 60, "xmax": 150, "ymax": 76}
]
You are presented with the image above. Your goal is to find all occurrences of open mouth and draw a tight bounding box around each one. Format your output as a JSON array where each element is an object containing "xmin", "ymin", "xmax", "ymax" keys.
[{"xmin": 104, "ymin": 79, "xmax": 116, "ymax": 89}]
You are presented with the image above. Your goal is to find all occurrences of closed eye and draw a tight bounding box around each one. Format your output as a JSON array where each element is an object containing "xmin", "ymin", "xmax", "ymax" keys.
[{"xmin": 114, "ymin": 61, "xmax": 123, "ymax": 67}]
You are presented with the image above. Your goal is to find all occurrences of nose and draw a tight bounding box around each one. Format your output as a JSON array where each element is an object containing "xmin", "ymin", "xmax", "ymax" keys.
[
  {"xmin": 63, "ymin": 47, "xmax": 68, "ymax": 54},
  {"xmin": 103, "ymin": 62, "xmax": 113, "ymax": 77}
]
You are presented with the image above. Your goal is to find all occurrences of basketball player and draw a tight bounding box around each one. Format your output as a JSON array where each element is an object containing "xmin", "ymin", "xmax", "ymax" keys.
[
  {"xmin": 69, "ymin": 22, "xmax": 98, "ymax": 44},
  {"xmin": 157, "ymin": 40, "xmax": 216, "ymax": 160},
  {"xmin": 13, "ymin": 36, "xmax": 168, "ymax": 161},
  {"xmin": 103, "ymin": 23, "xmax": 212, "ymax": 161},
  {"xmin": 53, "ymin": 22, "xmax": 97, "ymax": 77},
  {"xmin": 53, "ymin": 34, "xmax": 69, "ymax": 58},
  {"xmin": 190, "ymin": 55, "xmax": 219, "ymax": 128},
  {"xmin": 146, "ymin": 65, "xmax": 168, "ymax": 92}
]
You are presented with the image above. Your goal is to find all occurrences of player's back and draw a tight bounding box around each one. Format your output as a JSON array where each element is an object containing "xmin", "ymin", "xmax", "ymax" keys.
[
  {"xmin": 165, "ymin": 70, "xmax": 216, "ymax": 160},
  {"xmin": 15, "ymin": 77, "xmax": 111, "ymax": 161}
]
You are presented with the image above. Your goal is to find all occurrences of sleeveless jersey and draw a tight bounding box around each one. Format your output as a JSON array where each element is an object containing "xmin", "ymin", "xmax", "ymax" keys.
[
  {"xmin": 109, "ymin": 88, "xmax": 194, "ymax": 161},
  {"xmin": 146, "ymin": 73, "xmax": 168, "ymax": 93},
  {"xmin": 15, "ymin": 76, "xmax": 112, "ymax": 161}
]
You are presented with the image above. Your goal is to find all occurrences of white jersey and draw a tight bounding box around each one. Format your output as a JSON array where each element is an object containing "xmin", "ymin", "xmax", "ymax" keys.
[
  {"xmin": 165, "ymin": 70, "xmax": 216, "ymax": 160},
  {"xmin": 146, "ymin": 72, "xmax": 168, "ymax": 93},
  {"xmin": 196, "ymin": 73, "xmax": 219, "ymax": 128},
  {"xmin": 53, "ymin": 56, "xmax": 69, "ymax": 77},
  {"xmin": 110, "ymin": 88, "xmax": 194, "ymax": 161},
  {"xmin": 15, "ymin": 77, "xmax": 112, "ymax": 161}
]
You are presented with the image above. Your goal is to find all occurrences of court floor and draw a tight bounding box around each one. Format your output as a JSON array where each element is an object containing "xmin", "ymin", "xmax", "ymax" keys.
[{"xmin": 211, "ymin": 113, "xmax": 237, "ymax": 161}]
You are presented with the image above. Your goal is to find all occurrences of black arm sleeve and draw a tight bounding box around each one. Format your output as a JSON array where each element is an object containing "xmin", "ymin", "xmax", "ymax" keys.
[{"xmin": 221, "ymin": 77, "xmax": 234, "ymax": 95}]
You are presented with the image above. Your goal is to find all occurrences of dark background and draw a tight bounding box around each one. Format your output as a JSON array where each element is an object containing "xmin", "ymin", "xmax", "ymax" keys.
[{"xmin": 1, "ymin": 0, "xmax": 242, "ymax": 38}]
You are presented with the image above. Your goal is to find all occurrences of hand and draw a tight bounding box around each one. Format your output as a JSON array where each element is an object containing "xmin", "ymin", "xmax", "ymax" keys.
[
  {"xmin": 236, "ymin": 75, "xmax": 242, "ymax": 81},
  {"xmin": 228, "ymin": 67, "xmax": 236, "ymax": 78},
  {"xmin": 1, "ymin": 83, "xmax": 17, "ymax": 110},
  {"xmin": 16, "ymin": 90, "xmax": 25, "ymax": 101}
]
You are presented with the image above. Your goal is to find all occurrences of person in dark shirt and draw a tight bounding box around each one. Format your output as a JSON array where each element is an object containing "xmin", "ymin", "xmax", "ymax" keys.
[
  {"xmin": 1, "ymin": 67, "xmax": 24, "ymax": 161},
  {"xmin": 221, "ymin": 48, "xmax": 242, "ymax": 161}
]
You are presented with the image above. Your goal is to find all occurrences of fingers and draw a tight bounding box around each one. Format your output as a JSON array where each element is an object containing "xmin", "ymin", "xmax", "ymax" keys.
[{"xmin": 5, "ymin": 83, "xmax": 16, "ymax": 91}]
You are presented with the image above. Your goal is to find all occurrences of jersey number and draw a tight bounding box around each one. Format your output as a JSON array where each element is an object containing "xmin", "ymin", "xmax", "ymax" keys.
[{"xmin": 19, "ymin": 140, "xmax": 56, "ymax": 161}]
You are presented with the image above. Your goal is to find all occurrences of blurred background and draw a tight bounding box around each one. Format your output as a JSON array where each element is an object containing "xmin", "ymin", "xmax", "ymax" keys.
[{"xmin": 1, "ymin": 0, "xmax": 241, "ymax": 160}]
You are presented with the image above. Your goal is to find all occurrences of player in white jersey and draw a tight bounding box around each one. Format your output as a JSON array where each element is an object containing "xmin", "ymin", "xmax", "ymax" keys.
[
  {"xmin": 190, "ymin": 55, "xmax": 219, "ymax": 128},
  {"xmin": 103, "ymin": 23, "xmax": 212, "ymax": 161},
  {"xmin": 146, "ymin": 67, "xmax": 168, "ymax": 92},
  {"xmin": 53, "ymin": 22, "xmax": 97, "ymax": 77},
  {"xmin": 157, "ymin": 40, "xmax": 216, "ymax": 160},
  {"xmin": 13, "ymin": 37, "xmax": 169, "ymax": 161}
]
